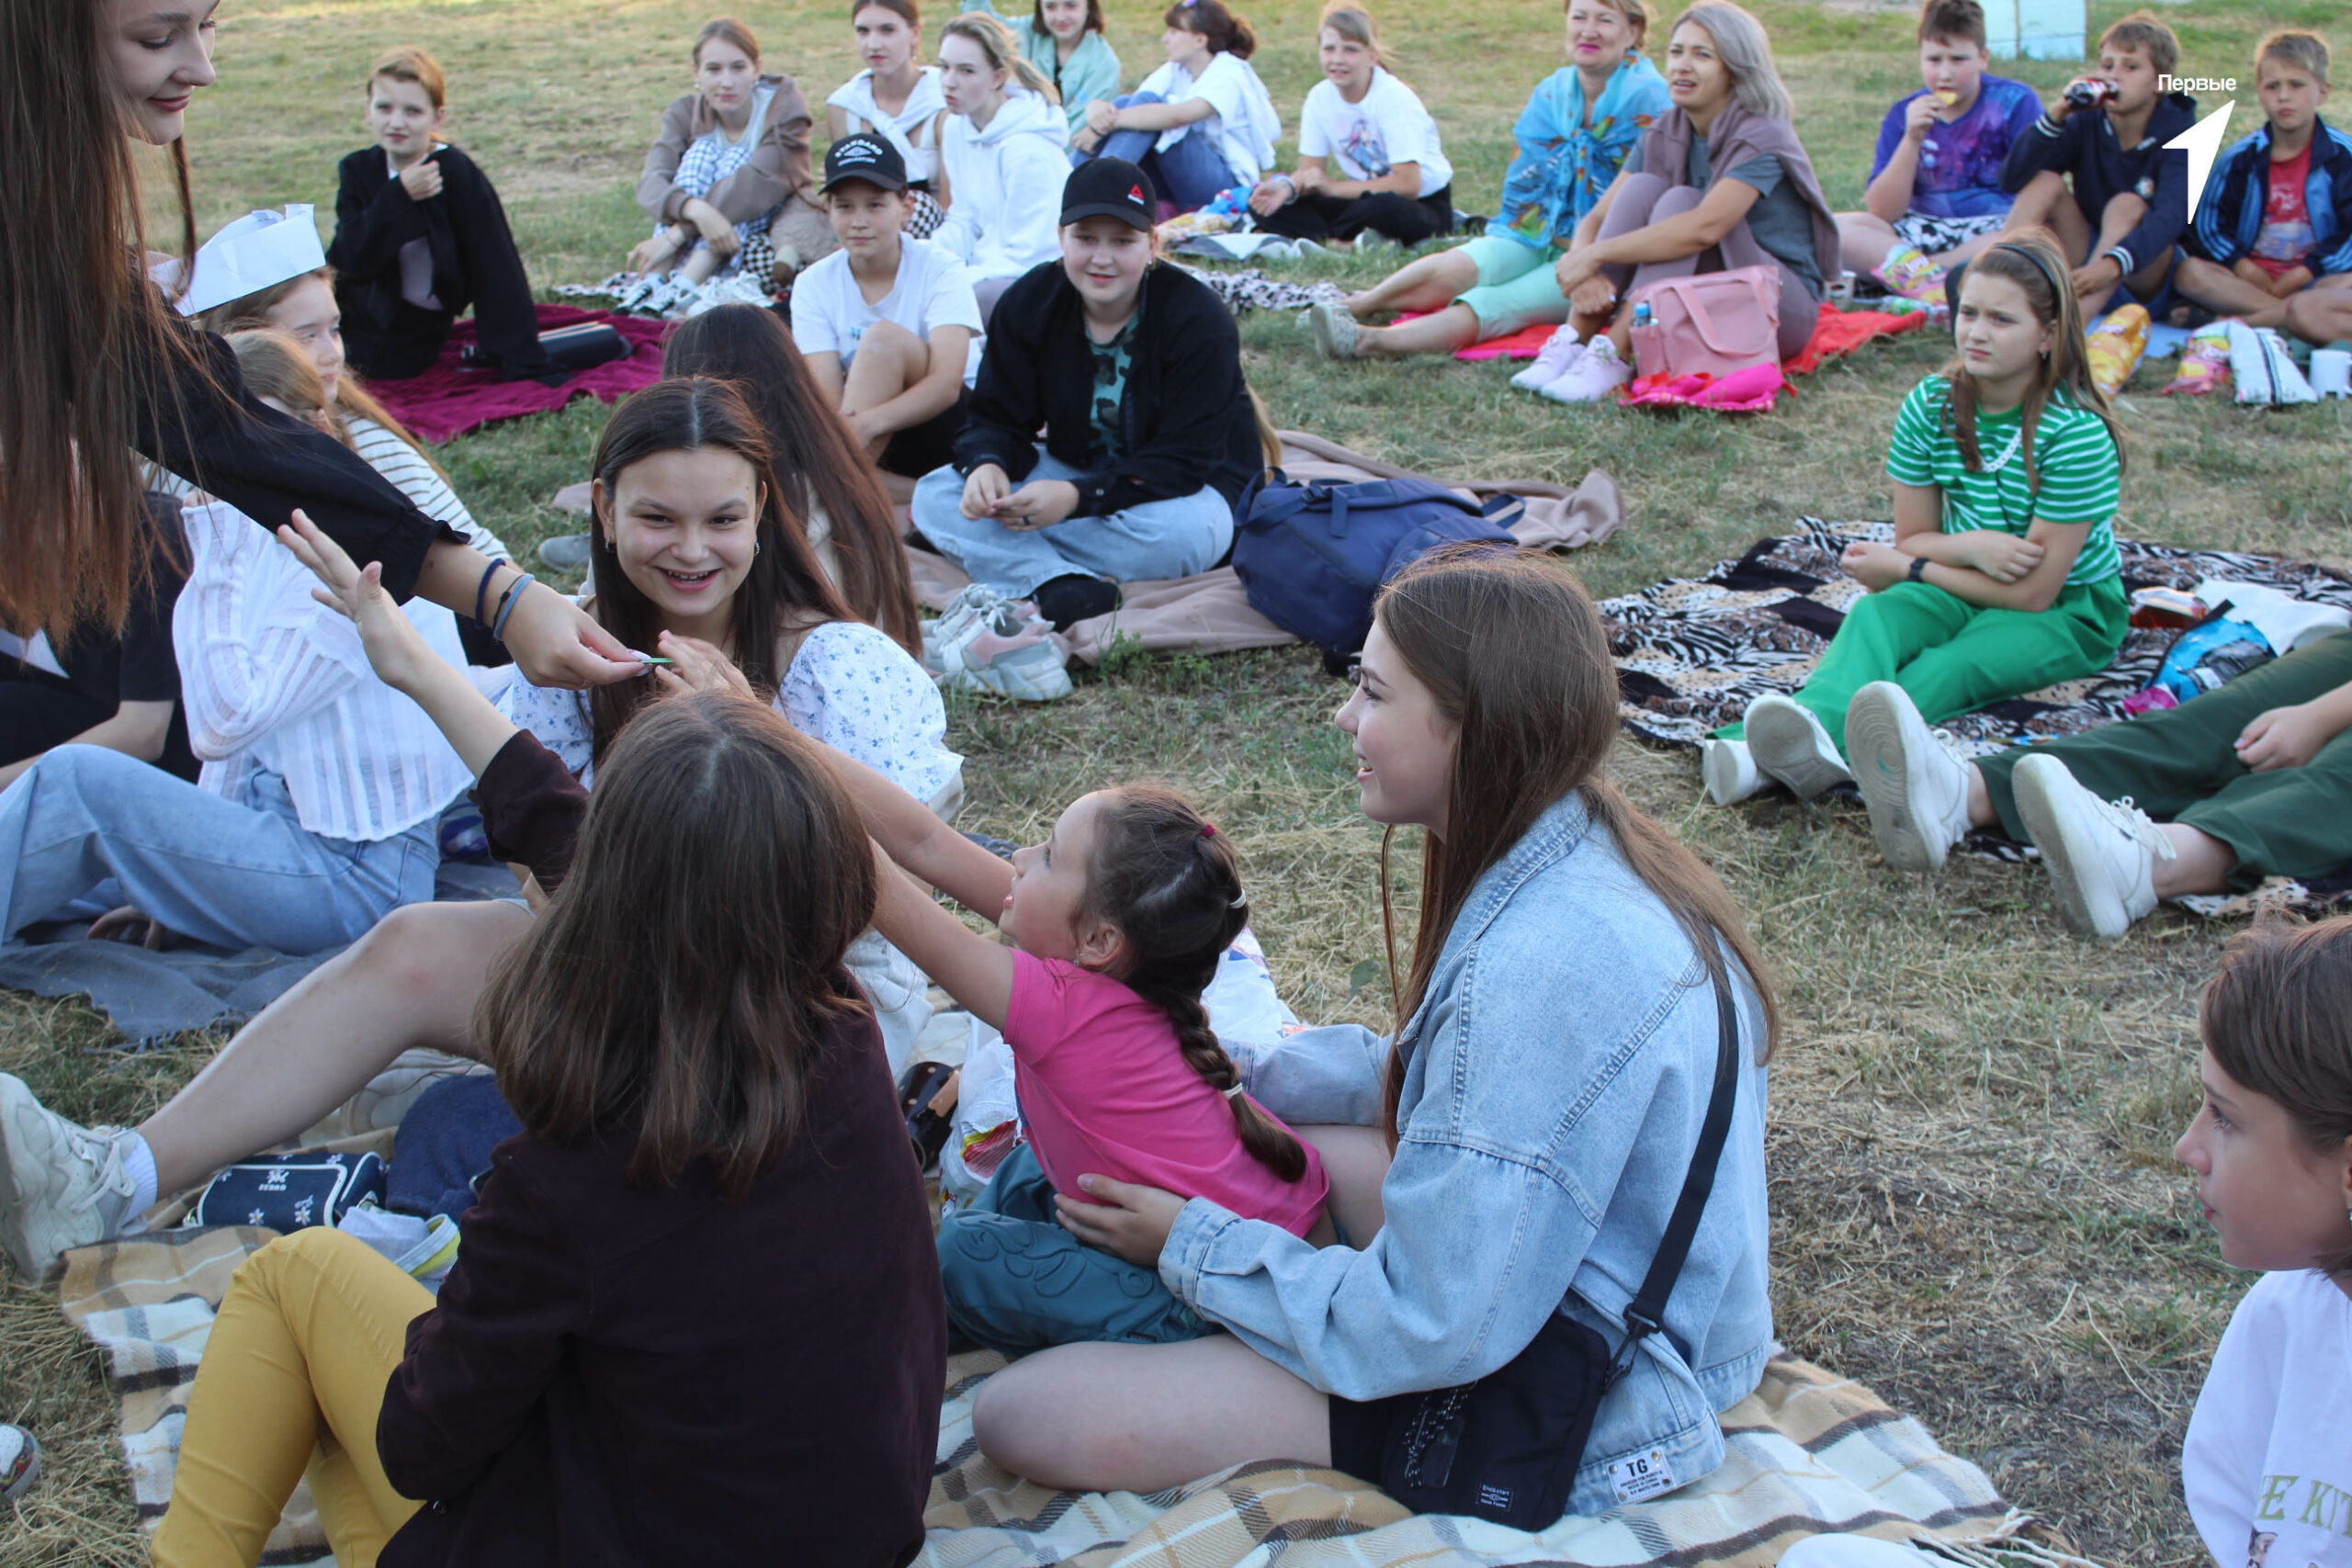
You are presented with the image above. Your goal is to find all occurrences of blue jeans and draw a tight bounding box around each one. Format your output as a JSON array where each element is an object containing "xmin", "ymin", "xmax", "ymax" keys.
[
  {"xmin": 1069, "ymin": 92, "xmax": 1239, "ymax": 213},
  {"xmin": 937, "ymin": 1144, "xmax": 1211, "ymax": 1353},
  {"xmin": 911, "ymin": 450, "xmax": 1234, "ymax": 599},
  {"xmin": 0, "ymin": 744, "xmax": 441, "ymax": 953}
]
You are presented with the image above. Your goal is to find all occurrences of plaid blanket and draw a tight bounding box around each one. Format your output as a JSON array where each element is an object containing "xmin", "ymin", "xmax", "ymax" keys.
[
  {"xmin": 921, "ymin": 1350, "xmax": 2015, "ymax": 1567},
  {"xmin": 62, "ymin": 1218, "xmax": 2016, "ymax": 1566},
  {"xmin": 1604, "ymin": 519, "xmax": 2352, "ymax": 915}
]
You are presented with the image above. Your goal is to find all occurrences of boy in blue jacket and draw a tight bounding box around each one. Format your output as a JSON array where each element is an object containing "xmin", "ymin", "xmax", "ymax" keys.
[
  {"xmin": 2177, "ymin": 30, "xmax": 2352, "ymax": 346},
  {"xmin": 1997, "ymin": 12, "xmax": 2195, "ymax": 316}
]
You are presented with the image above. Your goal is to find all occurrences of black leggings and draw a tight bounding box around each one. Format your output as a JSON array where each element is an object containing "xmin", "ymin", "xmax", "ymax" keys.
[{"xmin": 1254, "ymin": 186, "xmax": 1455, "ymax": 245}]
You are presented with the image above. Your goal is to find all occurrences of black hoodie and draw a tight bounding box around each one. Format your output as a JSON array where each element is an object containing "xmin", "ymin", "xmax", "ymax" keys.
[
  {"xmin": 2000, "ymin": 89, "xmax": 2200, "ymax": 279},
  {"xmin": 952, "ymin": 258, "xmax": 1259, "ymax": 519}
]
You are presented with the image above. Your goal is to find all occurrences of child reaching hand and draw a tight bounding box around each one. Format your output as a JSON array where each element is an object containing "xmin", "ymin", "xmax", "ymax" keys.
[{"xmin": 842, "ymin": 758, "xmax": 1331, "ymax": 1352}]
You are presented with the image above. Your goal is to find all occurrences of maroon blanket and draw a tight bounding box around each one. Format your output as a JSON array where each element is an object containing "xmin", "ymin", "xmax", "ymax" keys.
[{"xmin": 367, "ymin": 305, "xmax": 669, "ymax": 444}]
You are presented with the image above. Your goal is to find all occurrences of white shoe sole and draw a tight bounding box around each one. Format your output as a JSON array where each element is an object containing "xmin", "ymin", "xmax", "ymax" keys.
[
  {"xmin": 1701, "ymin": 740, "xmax": 1762, "ymax": 806},
  {"xmin": 1845, "ymin": 685, "xmax": 1952, "ymax": 874},
  {"xmin": 2013, "ymin": 756, "xmax": 2126, "ymax": 940},
  {"xmin": 941, "ymin": 654, "xmax": 1072, "ymax": 703},
  {"xmin": 1745, "ymin": 700, "xmax": 1851, "ymax": 799},
  {"xmin": 0, "ymin": 1077, "xmax": 80, "ymax": 1280}
]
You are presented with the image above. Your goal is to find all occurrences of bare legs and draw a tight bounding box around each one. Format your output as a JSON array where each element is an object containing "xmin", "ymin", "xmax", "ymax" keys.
[
  {"xmin": 1958, "ymin": 761, "xmax": 2233, "ymax": 897},
  {"xmin": 1341, "ymin": 251, "xmax": 1487, "ymax": 359},
  {"xmin": 838, "ymin": 320, "xmax": 932, "ymax": 462},
  {"xmin": 972, "ymin": 1119, "xmax": 1392, "ymax": 1491},
  {"xmin": 1836, "ymin": 211, "xmax": 2003, "ymax": 276},
  {"xmin": 2174, "ymin": 254, "xmax": 2299, "ymax": 330},
  {"xmin": 2285, "ymin": 273, "xmax": 2352, "ymax": 345},
  {"xmin": 137, "ymin": 901, "xmax": 533, "ymax": 1199},
  {"xmin": 2000, "ymin": 175, "xmax": 2173, "ymax": 315}
]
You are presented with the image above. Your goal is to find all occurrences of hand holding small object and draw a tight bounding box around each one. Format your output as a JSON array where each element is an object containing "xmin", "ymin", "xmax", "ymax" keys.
[
  {"xmin": 960, "ymin": 463, "xmax": 1012, "ymax": 520},
  {"xmin": 650, "ymin": 632, "xmax": 753, "ymax": 698},
  {"xmin": 993, "ymin": 479, "xmax": 1080, "ymax": 531}
]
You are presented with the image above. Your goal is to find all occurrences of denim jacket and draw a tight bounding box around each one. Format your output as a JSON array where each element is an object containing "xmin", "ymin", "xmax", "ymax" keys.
[{"xmin": 1160, "ymin": 791, "xmax": 1774, "ymax": 1517}]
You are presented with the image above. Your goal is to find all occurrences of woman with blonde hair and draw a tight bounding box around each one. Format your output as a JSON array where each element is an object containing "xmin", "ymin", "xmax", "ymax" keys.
[
  {"xmin": 1521, "ymin": 0, "xmax": 1840, "ymax": 400},
  {"xmin": 934, "ymin": 10, "xmax": 1072, "ymax": 319},
  {"xmin": 1248, "ymin": 5, "xmax": 1455, "ymax": 248},
  {"xmin": 958, "ymin": 0, "xmax": 1122, "ymax": 135},
  {"xmin": 1309, "ymin": 0, "xmax": 1668, "ymax": 357}
]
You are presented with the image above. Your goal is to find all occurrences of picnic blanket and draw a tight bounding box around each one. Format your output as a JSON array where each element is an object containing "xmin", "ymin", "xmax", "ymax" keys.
[
  {"xmin": 365, "ymin": 304, "xmax": 668, "ymax": 444},
  {"xmin": 1449, "ymin": 305, "xmax": 1927, "ymax": 372},
  {"xmin": 1604, "ymin": 517, "xmax": 2352, "ymax": 914},
  {"xmin": 908, "ymin": 431, "xmax": 1623, "ymax": 663},
  {"xmin": 0, "ymin": 861, "xmax": 517, "ymax": 1045},
  {"xmin": 59, "ymin": 1209, "xmax": 2018, "ymax": 1568}
]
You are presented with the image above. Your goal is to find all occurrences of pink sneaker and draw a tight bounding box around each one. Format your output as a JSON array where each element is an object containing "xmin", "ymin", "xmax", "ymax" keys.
[{"xmin": 1540, "ymin": 336, "xmax": 1631, "ymax": 403}]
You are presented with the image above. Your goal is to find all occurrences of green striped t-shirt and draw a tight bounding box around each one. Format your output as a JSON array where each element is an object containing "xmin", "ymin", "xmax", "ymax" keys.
[{"xmin": 1884, "ymin": 376, "xmax": 2121, "ymax": 587}]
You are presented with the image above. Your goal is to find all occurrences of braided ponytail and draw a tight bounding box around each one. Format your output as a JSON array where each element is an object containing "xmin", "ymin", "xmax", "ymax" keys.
[{"xmin": 1082, "ymin": 787, "xmax": 1308, "ymax": 1182}]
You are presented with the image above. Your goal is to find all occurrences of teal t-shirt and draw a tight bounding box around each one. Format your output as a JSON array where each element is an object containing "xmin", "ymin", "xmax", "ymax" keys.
[
  {"xmin": 1884, "ymin": 375, "xmax": 2122, "ymax": 587},
  {"xmin": 1087, "ymin": 319, "xmax": 1136, "ymax": 464}
]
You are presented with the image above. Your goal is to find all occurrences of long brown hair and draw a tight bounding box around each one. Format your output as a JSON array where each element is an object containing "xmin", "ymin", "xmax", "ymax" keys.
[
  {"xmin": 1371, "ymin": 548, "xmax": 1781, "ymax": 1139},
  {"xmin": 662, "ymin": 306, "xmax": 922, "ymax": 655},
  {"xmin": 209, "ymin": 269, "xmax": 450, "ymax": 482},
  {"xmin": 2199, "ymin": 915, "xmax": 2352, "ymax": 1278},
  {"xmin": 480, "ymin": 693, "xmax": 878, "ymax": 1199},
  {"xmin": 585, "ymin": 377, "xmax": 854, "ymax": 761},
  {"xmin": 1165, "ymin": 0, "xmax": 1257, "ymax": 58},
  {"xmin": 695, "ymin": 15, "xmax": 762, "ymax": 66},
  {"xmin": 0, "ymin": 0, "xmax": 205, "ymax": 637},
  {"xmin": 1942, "ymin": 230, "xmax": 2126, "ymax": 489},
  {"xmin": 1082, "ymin": 785, "xmax": 1307, "ymax": 1181}
]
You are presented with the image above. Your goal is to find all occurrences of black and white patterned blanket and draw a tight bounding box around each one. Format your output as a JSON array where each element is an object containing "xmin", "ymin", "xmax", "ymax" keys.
[{"xmin": 1603, "ymin": 518, "xmax": 2352, "ymax": 915}]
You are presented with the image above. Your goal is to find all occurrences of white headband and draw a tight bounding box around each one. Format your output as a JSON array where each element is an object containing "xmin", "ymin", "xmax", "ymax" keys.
[{"xmin": 164, "ymin": 206, "xmax": 327, "ymax": 318}]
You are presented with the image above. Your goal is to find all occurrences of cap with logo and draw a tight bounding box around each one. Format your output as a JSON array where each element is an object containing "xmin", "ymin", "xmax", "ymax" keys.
[
  {"xmin": 821, "ymin": 132, "xmax": 910, "ymax": 194},
  {"xmin": 1058, "ymin": 158, "xmax": 1159, "ymax": 231}
]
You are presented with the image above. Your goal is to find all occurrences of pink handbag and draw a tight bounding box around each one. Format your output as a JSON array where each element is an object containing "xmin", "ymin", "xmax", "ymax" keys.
[{"xmin": 1626, "ymin": 265, "xmax": 1782, "ymax": 379}]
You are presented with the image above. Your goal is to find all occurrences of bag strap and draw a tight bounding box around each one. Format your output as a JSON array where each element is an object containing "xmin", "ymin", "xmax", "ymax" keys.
[
  {"xmin": 1605, "ymin": 968, "xmax": 1743, "ymax": 1391},
  {"xmin": 1673, "ymin": 280, "xmax": 1765, "ymax": 358}
]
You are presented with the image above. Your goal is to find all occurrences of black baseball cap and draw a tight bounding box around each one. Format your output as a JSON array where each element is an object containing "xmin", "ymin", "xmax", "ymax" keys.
[
  {"xmin": 820, "ymin": 132, "xmax": 908, "ymax": 194},
  {"xmin": 1058, "ymin": 158, "xmax": 1158, "ymax": 231}
]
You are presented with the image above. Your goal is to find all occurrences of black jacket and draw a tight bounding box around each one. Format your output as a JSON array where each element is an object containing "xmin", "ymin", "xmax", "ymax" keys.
[
  {"xmin": 953, "ymin": 260, "xmax": 1260, "ymax": 517},
  {"xmin": 330, "ymin": 143, "xmax": 559, "ymax": 383},
  {"xmin": 1999, "ymin": 90, "xmax": 2199, "ymax": 278},
  {"xmin": 133, "ymin": 321, "xmax": 450, "ymax": 599}
]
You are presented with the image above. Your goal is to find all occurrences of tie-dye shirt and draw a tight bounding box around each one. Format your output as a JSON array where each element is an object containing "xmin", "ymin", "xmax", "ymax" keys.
[
  {"xmin": 1488, "ymin": 56, "xmax": 1671, "ymax": 252},
  {"xmin": 1869, "ymin": 75, "xmax": 2042, "ymax": 220}
]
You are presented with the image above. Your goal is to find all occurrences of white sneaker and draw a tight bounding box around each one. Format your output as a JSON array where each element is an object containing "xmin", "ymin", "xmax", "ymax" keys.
[
  {"xmin": 1845, "ymin": 682, "xmax": 1973, "ymax": 873},
  {"xmin": 1309, "ymin": 302, "xmax": 1363, "ymax": 360},
  {"xmin": 2013, "ymin": 753, "xmax": 2176, "ymax": 939},
  {"xmin": 933, "ymin": 592, "xmax": 1072, "ymax": 702},
  {"xmin": 1510, "ymin": 325, "xmax": 1586, "ymax": 392},
  {"xmin": 1539, "ymin": 335, "xmax": 1631, "ymax": 403},
  {"xmin": 0, "ymin": 1075, "xmax": 141, "ymax": 1280},
  {"xmin": 1742, "ymin": 694, "xmax": 1852, "ymax": 799},
  {"xmin": 923, "ymin": 585, "xmax": 1033, "ymax": 675},
  {"xmin": 1702, "ymin": 739, "xmax": 1769, "ymax": 805}
]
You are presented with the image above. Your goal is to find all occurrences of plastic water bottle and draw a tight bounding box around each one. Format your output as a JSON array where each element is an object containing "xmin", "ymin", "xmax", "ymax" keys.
[{"xmin": 1632, "ymin": 301, "xmax": 1654, "ymax": 330}]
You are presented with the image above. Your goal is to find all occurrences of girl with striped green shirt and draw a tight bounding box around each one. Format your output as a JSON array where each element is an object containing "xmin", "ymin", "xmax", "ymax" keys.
[{"xmin": 1703, "ymin": 233, "xmax": 2127, "ymax": 806}]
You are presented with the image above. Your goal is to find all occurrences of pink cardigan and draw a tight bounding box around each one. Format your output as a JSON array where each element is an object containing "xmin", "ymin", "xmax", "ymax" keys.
[{"xmin": 634, "ymin": 73, "xmax": 818, "ymax": 226}]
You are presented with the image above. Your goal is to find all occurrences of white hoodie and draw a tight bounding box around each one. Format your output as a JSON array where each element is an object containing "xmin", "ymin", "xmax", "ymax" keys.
[{"xmin": 934, "ymin": 85, "xmax": 1070, "ymax": 287}]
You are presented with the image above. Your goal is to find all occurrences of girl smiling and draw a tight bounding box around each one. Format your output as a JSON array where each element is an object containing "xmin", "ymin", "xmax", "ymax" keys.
[
  {"xmin": 1249, "ymin": 5, "xmax": 1453, "ymax": 249},
  {"xmin": 960, "ymin": 0, "xmax": 1122, "ymax": 135}
]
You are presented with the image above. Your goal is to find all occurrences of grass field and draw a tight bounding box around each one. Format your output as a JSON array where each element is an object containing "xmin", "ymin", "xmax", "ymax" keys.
[{"xmin": 6, "ymin": 0, "xmax": 2352, "ymax": 1561}]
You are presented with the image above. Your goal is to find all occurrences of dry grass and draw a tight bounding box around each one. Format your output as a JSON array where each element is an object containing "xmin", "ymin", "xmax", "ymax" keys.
[{"xmin": 7, "ymin": 0, "xmax": 2347, "ymax": 1560}]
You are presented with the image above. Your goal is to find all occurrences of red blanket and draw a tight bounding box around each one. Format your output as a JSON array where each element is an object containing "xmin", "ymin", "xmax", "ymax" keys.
[
  {"xmin": 365, "ymin": 305, "xmax": 670, "ymax": 445},
  {"xmin": 1443, "ymin": 305, "xmax": 1928, "ymax": 374}
]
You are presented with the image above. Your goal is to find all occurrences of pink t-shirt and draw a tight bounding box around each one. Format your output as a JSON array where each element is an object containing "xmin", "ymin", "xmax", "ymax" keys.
[{"xmin": 1005, "ymin": 951, "xmax": 1329, "ymax": 1238}]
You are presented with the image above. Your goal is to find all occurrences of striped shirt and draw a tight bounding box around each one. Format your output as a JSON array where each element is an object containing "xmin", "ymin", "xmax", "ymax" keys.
[
  {"xmin": 345, "ymin": 416, "xmax": 509, "ymax": 561},
  {"xmin": 1886, "ymin": 375, "xmax": 2121, "ymax": 587}
]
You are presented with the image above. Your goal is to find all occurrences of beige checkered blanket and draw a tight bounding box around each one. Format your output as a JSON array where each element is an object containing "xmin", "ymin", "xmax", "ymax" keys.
[{"xmin": 61, "ymin": 1213, "xmax": 2015, "ymax": 1568}]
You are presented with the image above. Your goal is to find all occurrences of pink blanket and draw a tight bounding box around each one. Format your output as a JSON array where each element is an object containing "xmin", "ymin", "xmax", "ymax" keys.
[
  {"xmin": 1424, "ymin": 305, "xmax": 1928, "ymax": 373},
  {"xmin": 366, "ymin": 305, "xmax": 670, "ymax": 445}
]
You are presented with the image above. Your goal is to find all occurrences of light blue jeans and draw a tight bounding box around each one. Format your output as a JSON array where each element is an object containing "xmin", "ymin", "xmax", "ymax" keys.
[
  {"xmin": 0, "ymin": 744, "xmax": 441, "ymax": 954},
  {"xmin": 1069, "ymin": 92, "xmax": 1240, "ymax": 213},
  {"xmin": 912, "ymin": 450, "xmax": 1234, "ymax": 599}
]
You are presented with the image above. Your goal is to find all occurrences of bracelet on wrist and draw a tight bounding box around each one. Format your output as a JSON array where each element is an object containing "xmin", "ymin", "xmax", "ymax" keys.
[
  {"xmin": 491, "ymin": 571, "xmax": 538, "ymax": 644},
  {"xmin": 473, "ymin": 558, "xmax": 505, "ymax": 627},
  {"xmin": 1908, "ymin": 555, "xmax": 1929, "ymax": 582}
]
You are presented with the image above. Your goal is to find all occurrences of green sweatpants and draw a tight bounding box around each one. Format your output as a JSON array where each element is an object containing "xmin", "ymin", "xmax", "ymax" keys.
[
  {"xmin": 1715, "ymin": 576, "xmax": 2131, "ymax": 753},
  {"xmin": 1978, "ymin": 630, "xmax": 2352, "ymax": 891}
]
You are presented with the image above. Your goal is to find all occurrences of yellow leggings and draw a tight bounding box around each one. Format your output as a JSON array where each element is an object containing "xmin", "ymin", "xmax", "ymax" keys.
[{"xmin": 152, "ymin": 1227, "xmax": 433, "ymax": 1568}]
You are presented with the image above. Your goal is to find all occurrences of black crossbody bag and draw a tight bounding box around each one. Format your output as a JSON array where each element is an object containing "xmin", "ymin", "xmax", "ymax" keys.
[{"xmin": 1374, "ymin": 973, "xmax": 1744, "ymax": 1529}]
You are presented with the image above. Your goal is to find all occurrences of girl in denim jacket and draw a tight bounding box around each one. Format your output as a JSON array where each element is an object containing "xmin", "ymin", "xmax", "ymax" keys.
[{"xmin": 968, "ymin": 548, "xmax": 1781, "ymax": 1525}]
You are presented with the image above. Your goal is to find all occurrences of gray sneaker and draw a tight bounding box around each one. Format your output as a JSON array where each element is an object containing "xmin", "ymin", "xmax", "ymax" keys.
[
  {"xmin": 0, "ymin": 1075, "xmax": 141, "ymax": 1280},
  {"xmin": 537, "ymin": 533, "xmax": 594, "ymax": 572},
  {"xmin": 1309, "ymin": 302, "xmax": 1363, "ymax": 360}
]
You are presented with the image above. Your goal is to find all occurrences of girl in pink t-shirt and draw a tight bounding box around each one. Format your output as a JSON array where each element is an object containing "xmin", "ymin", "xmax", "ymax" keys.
[{"xmin": 845, "ymin": 761, "xmax": 1331, "ymax": 1351}]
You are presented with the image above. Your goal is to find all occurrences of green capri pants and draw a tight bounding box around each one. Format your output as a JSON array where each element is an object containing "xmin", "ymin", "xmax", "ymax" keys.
[
  {"xmin": 1977, "ymin": 631, "xmax": 2352, "ymax": 891},
  {"xmin": 1717, "ymin": 574, "xmax": 2131, "ymax": 754},
  {"xmin": 1453, "ymin": 234, "xmax": 1575, "ymax": 339}
]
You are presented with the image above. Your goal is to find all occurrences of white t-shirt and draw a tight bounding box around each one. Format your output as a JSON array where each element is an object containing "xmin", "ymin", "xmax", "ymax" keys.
[
  {"xmin": 1136, "ymin": 51, "xmax": 1281, "ymax": 186},
  {"xmin": 2182, "ymin": 1269, "xmax": 2352, "ymax": 1568},
  {"xmin": 790, "ymin": 236, "xmax": 984, "ymax": 387},
  {"xmin": 1297, "ymin": 69, "xmax": 1450, "ymax": 197}
]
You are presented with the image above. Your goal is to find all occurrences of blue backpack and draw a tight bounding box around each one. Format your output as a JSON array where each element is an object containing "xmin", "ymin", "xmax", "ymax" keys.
[{"xmin": 1231, "ymin": 471, "xmax": 1521, "ymax": 667}]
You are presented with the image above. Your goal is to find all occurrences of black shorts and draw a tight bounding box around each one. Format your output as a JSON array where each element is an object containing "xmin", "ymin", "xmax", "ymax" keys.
[{"xmin": 878, "ymin": 386, "xmax": 972, "ymax": 479}]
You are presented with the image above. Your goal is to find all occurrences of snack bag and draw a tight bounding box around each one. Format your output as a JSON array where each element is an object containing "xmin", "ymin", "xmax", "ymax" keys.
[
  {"xmin": 2162, "ymin": 321, "xmax": 2231, "ymax": 397},
  {"xmin": 2086, "ymin": 303, "xmax": 2151, "ymax": 398}
]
